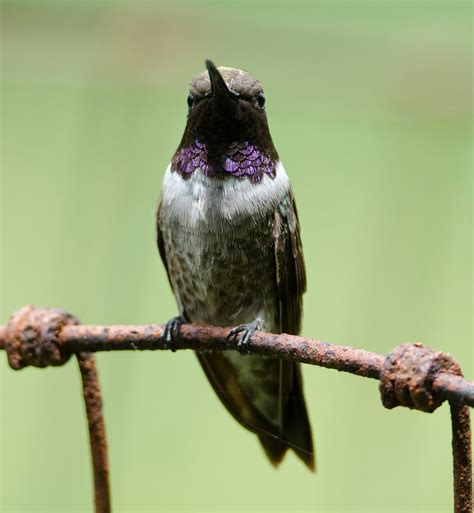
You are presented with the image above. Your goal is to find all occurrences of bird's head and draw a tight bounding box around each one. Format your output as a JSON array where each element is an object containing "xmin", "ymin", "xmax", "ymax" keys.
[{"xmin": 173, "ymin": 60, "xmax": 278, "ymax": 179}]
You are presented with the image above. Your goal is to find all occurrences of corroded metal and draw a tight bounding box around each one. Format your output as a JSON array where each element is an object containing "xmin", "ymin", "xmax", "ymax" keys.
[
  {"xmin": 434, "ymin": 374, "xmax": 474, "ymax": 408},
  {"xmin": 1, "ymin": 307, "xmax": 110, "ymax": 513},
  {"xmin": 380, "ymin": 342, "xmax": 463, "ymax": 413},
  {"xmin": 3, "ymin": 320, "xmax": 468, "ymax": 406},
  {"xmin": 450, "ymin": 402, "xmax": 472, "ymax": 513},
  {"xmin": 0, "ymin": 305, "xmax": 472, "ymax": 512},
  {"xmin": 57, "ymin": 323, "xmax": 386, "ymax": 378},
  {"xmin": 77, "ymin": 352, "xmax": 111, "ymax": 513},
  {"xmin": 379, "ymin": 343, "xmax": 472, "ymax": 512},
  {"xmin": 4, "ymin": 305, "xmax": 78, "ymax": 369},
  {"xmin": 0, "ymin": 310, "xmax": 473, "ymax": 407}
]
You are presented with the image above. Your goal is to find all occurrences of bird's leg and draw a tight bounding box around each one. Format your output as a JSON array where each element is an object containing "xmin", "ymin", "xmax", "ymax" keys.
[
  {"xmin": 226, "ymin": 318, "xmax": 263, "ymax": 354},
  {"xmin": 162, "ymin": 315, "xmax": 186, "ymax": 351}
]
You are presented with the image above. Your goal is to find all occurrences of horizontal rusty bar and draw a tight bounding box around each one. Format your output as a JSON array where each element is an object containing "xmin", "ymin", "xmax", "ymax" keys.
[
  {"xmin": 0, "ymin": 306, "xmax": 472, "ymax": 512},
  {"xmin": 33, "ymin": 323, "xmax": 386, "ymax": 377},
  {"xmin": 1, "ymin": 322, "xmax": 472, "ymax": 407}
]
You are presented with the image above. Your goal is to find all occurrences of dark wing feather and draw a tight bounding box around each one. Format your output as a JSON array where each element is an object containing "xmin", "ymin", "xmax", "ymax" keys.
[
  {"xmin": 274, "ymin": 190, "xmax": 307, "ymax": 335},
  {"xmin": 268, "ymin": 190, "xmax": 314, "ymax": 471}
]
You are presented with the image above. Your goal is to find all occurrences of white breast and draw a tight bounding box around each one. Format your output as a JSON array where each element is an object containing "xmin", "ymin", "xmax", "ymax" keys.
[{"xmin": 160, "ymin": 161, "xmax": 291, "ymax": 228}]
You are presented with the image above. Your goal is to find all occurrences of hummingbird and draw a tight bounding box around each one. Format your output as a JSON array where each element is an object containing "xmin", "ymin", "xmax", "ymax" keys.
[{"xmin": 156, "ymin": 60, "xmax": 314, "ymax": 470}]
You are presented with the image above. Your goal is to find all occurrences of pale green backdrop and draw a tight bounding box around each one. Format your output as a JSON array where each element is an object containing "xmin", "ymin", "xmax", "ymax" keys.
[{"xmin": 0, "ymin": 1, "xmax": 472, "ymax": 512}]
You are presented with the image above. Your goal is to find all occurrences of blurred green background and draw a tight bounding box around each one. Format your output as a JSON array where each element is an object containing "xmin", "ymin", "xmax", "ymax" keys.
[{"xmin": 0, "ymin": 1, "xmax": 471, "ymax": 512}]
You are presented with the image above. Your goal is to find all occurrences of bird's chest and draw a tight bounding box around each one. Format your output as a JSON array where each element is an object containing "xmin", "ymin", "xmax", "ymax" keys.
[{"xmin": 159, "ymin": 169, "xmax": 284, "ymax": 324}]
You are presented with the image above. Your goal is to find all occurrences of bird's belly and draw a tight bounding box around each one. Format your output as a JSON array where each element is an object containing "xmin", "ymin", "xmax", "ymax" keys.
[
  {"xmin": 159, "ymin": 167, "xmax": 291, "ymax": 329},
  {"xmin": 163, "ymin": 217, "xmax": 277, "ymax": 327}
]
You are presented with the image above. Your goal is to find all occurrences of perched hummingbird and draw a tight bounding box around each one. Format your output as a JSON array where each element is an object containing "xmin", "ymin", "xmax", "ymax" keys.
[{"xmin": 156, "ymin": 60, "xmax": 314, "ymax": 470}]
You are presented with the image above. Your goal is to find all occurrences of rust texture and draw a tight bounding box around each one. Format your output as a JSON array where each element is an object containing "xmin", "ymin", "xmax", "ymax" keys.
[
  {"xmin": 450, "ymin": 402, "xmax": 472, "ymax": 513},
  {"xmin": 77, "ymin": 352, "xmax": 111, "ymax": 513},
  {"xmin": 434, "ymin": 374, "xmax": 474, "ymax": 407},
  {"xmin": 380, "ymin": 342, "xmax": 463, "ymax": 413},
  {"xmin": 4, "ymin": 305, "xmax": 78, "ymax": 369},
  {"xmin": 55, "ymin": 323, "xmax": 386, "ymax": 378},
  {"xmin": 0, "ymin": 305, "xmax": 472, "ymax": 512},
  {"xmin": 379, "ymin": 343, "xmax": 472, "ymax": 512},
  {"xmin": 1, "ymin": 306, "xmax": 111, "ymax": 513}
]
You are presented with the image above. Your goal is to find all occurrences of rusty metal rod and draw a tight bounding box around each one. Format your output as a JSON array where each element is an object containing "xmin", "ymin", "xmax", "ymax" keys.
[
  {"xmin": 450, "ymin": 402, "xmax": 472, "ymax": 513},
  {"xmin": 77, "ymin": 352, "xmax": 111, "ymax": 513},
  {"xmin": 435, "ymin": 374, "xmax": 474, "ymax": 408},
  {"xmin": 0, "ymin": 317, "xmax": 472, "ymax": 512},
  {"xmin": 1, "ymin": 323, "xmax": 472, "ymax": 406},
  {"xmin": 62, "ymin": 323, "xmax": 385, "ymax": 375}
]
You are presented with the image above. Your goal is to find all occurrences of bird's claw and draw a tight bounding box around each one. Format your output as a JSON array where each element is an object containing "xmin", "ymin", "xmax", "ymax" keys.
[
  {"xmin": 162, "ymin": 315, "xmax": 186, "ymax": 351},
  {"xmin": 226, "ymin": 319, "xmax": 262, "ymax": 354}
]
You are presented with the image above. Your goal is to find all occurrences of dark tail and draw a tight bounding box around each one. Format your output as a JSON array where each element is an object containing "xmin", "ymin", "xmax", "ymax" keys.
[{"xmin": 258, "ymin": 362, "xmax": 315, "ymax": 471}]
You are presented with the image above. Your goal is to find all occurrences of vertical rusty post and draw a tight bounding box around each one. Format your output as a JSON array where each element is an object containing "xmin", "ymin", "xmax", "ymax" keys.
[
  {"xmin": 77, "ymin": 352, "xmax": 111, "ymax": 513},
  {"xmin": 450, "ymin": 401, "xmax": 472, "ymax": 513}
]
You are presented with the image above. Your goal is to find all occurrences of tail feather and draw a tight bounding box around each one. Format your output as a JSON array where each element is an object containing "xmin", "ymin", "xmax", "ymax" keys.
[
  {"xmin": 197, "ymin": 352, "xmax": 315, "ymax": 470},
  {"xmin": 257, "ymin": 434, "xmax": 287, "ymax": 468},
  {"xmin": 258, "ymin": 361, "xmax": 314, "ymax": 471},
  {"xmin": 282, "ymin": 363, "xmax": 315, "ymax": 470}
]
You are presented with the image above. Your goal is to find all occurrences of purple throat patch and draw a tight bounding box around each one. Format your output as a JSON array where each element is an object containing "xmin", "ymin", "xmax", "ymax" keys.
[{"xmin": 171, "ymin": 140, "xmax": 277, "ymax": 181}]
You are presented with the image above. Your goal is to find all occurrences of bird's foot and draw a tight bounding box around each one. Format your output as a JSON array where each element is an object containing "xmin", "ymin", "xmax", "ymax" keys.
[
  {"xmin": 162, "ymin": 315, "xmax": 186, "ymax": 352},
  {"xmin": 226, "ymin": 319, "xmax": 262, "ymax": 354}
]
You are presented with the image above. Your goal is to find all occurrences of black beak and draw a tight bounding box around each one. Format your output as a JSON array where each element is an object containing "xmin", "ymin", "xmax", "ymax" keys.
[{"xmin": 205, "ymin": 59, "xmax": 239, "ymax": 100}]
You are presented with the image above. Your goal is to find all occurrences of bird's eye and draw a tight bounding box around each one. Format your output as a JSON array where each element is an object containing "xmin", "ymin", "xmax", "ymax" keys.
[
  {"xmin": 256, "ymin": 91, "xmax": 265, "ymax": 108},
  {"xmin": 187, "ymin": 93, "xmax": 194, "ymax": 108}
]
